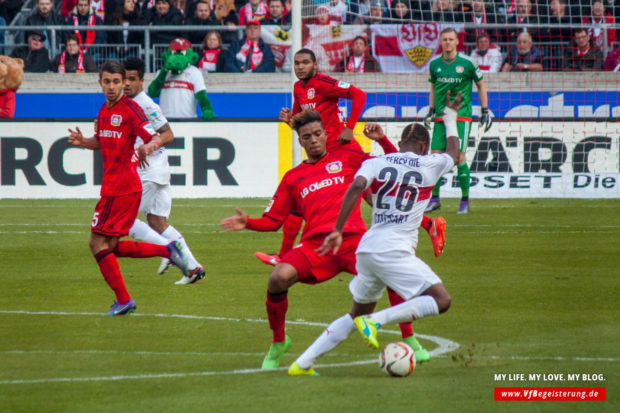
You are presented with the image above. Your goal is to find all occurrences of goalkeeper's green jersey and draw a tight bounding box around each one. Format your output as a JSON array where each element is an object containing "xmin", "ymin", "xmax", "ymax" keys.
[{"xmin": 429, "ymin": 52, "xmax": 483, "ymax": 120}]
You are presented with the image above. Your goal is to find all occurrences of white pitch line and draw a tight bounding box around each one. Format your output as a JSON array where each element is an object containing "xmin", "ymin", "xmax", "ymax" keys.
[{"xmin": 0, "ymin": 309, "xmax": 459, "ymax": 385}]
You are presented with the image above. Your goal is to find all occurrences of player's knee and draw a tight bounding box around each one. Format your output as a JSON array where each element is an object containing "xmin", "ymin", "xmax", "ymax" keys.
[
  {"xmin": 268, "ymin": 265, "xmax": 297, "ymax": 292},
  {"xmin": 436, "ymin": 292, "xmax": 451, "ymax": 314}
]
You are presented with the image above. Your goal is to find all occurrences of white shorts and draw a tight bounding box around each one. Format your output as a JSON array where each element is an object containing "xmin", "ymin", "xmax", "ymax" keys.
[
  {"xmin": 349, "ymin": 250, "xmax": 441, "ymax": 304},
  {"xmin": 139, "ymin": 181, "xmax": 172, "ymax": 218}
]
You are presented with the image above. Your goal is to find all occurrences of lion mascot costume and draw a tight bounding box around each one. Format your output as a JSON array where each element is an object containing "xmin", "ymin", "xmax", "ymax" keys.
[
  {"xmin": 0, "ymin": 56, "xmax": 24, "ymax": 118},
  {"xmin": 148, "ymin": 38, "xmax": 215, "ymax": 120}
]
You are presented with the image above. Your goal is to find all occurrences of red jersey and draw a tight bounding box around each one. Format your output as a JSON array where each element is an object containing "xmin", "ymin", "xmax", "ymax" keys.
[
  {"xmin": 292, "ymin": 73, "xmax": 366, "ymax": 151},
  {"xmin": 95, "ymin": 95, "xmax": 156, "ymax": 197},
  {"xmin": 251, "ymin": 149, "xmax": 370, "ymax": 240}
]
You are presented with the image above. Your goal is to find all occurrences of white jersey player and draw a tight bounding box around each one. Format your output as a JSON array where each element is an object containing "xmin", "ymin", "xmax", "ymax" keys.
[
  {"xmin": 287, "ymin": 92, "xmax": 464, "ymax": 376},
  {"xmin": 123, "ymin": 57, "xmax": 205, "ymax": 285}
]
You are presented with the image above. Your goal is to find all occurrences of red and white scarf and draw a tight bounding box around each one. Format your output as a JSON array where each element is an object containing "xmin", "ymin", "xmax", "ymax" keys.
[
  {"xmin": 471, "ymin": 8, "xmax": 486, "ymax": 38},
  {"xmin": 199, "ymin": 49, "xmax": 220, "ymax": 72},
  {"xmin": 236, "ymin": 39, "xmax": 263, "ymax": 71},
  {"xmin": 240, "ymin": 1, "xmax": 268, "ymax": 24},
  {"xmin": 58, "ymin": 50, "xmax": 85, "ymax": 73},
  {"xmin": 346, "ymin": 55, "xmax": 364, "ymax": 73},
  {"xmin": 73, "ymin": 14, "xmax": 96, "ymax": 51}
]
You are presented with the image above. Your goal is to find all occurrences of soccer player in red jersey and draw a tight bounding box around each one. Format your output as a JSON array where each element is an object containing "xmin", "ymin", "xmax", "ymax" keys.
[
  {"xmin": 222, "ymin": 109, "xmax": 404, "ymax": 369},
  {"xmin": 257, "ymin": 48, "xmax": 445, "ymax": 267},
  {"xmin": 68, "ymin": 60, "xmax": 188, "ymax": 316}
]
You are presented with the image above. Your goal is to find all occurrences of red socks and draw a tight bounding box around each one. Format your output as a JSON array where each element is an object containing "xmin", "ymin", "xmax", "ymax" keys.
[
  {"xmin": 266, "ymin": 290, "xmax": 288, "ymax": 342},
  {"xmin": 95, "ymin": 249, "xmax": 130, "ymax": 304},
  {"xmin": 114, "ymin": 240, "xmax": 168, "ymax": 258},
  {"xmin": 280, "ymin": 214, "xmax": 303, "ymax": 256},
  {"xmin": 421, "ymin": 215, "xmax": 432, "ymax": 233},
  {"xmin": 387, "ymin": 287, "xmax": 413, "ymax": 339}
]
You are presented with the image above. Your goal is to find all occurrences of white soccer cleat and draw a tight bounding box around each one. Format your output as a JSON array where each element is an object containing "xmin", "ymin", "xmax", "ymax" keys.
[{"xmin": 157, "ymin": 257, "xmax": 171, "ymax": 275}]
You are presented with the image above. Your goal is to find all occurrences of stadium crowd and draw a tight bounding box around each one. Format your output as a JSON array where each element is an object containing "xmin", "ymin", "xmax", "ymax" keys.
[{"xmin": 1, "ymin": 0, "xmax": 619, "ymax": 72}]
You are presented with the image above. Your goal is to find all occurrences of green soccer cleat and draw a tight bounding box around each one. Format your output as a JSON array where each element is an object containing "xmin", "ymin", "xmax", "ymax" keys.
[
  {"xmin": 402, "ymin": 336, "xmax": 431, "ymax": 364},
  {"xmin": 288, "ymin": 361, "xmax": 319, "ymax": 377},
  {"xmin": 261, "ymin": 335, "xmax": 291, "ymax": 369},
  {"xmin": 354, "ymin": 315, "xmax": 379, "ymax": 349}
]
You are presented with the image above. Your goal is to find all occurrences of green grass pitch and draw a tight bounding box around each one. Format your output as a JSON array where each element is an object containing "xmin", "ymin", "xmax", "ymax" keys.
[{"xmin": 0, "ymin": 198, "xmax": 617, "ymax": 412}]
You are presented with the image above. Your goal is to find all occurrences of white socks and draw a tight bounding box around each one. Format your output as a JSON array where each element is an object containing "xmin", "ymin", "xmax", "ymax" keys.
[
  {"xmin": 129, "ymin": 219, "xmax": 168, "ymax": 245},
  {"xmin": 161, "ymin": 225, "xmax": 200, "ymax": 269},
  {"xmin": 370, "ymin": 296, "xmax": 439, "ymax": 326},
  {"xmin": 295, "ymin": 314, "xmax": 356, "ymax": 369}
]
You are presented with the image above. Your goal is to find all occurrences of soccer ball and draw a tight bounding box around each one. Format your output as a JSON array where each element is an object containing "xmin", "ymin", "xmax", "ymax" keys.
[{"xmin": 379, "ymin": 342, "xmax": 416, "ymax": 377}]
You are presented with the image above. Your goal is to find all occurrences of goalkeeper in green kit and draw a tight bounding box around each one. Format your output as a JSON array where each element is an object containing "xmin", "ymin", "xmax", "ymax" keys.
[{"xmin": 424, "ymin": 28, "xmax": 492, "ymax": 214}]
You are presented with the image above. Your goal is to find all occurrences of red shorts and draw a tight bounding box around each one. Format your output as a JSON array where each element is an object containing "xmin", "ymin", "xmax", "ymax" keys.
[
  {"xmin": 281, "ymin": 232, "xmax": 363, "ymax": 284},
  {"xmin": 91, "ymin": 192, "xmax": 141, "ymax": 237}
]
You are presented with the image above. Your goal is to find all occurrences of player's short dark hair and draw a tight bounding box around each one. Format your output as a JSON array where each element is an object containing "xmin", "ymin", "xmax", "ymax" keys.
[
  {"xmin": 295, "ymin": 48, "xmax": 317, "ymax": 62},
  {"xmin": 268, "ymin": 0, "xmax": 284, "ymax": 6},
  {"xmin": 400, "ymin": 123, "xmax": 429, "ymax": 145},
  {"xmin": 291, "ymin": 109, "xmax": 323, "ymax": 133},
  {"xmin": 440, "ymin": 27, "xmax": 458, "ymax": 37},
  {"xmin": 123, "ymin": 57, "xmax": 145, "ymax": 79},
  {"xmin": 100, "ymin": 60, "xmax": 126, "ymax": 79}
]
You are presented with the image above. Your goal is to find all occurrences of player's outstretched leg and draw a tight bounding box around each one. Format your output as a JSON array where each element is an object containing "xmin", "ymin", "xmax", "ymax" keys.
[
  {"xmin": 255, "ymin": 251, "xmax": 281, "ymax": 266},
  {"xmin": 129, "ymin": 219, "xmax": 173, "ymax": 275},
  {"xmin": 354, "ymin": 315, "xmax": 379, "ymax": 349},
  {"xmin": 263, "ymin": 290, "xmax": 290, "ymax": 369},
  {"xmin": 420, "ymin": 215, "xmax": 446, "ymax": 257},
  {"xmin": 290, "ymin": 313, "xmax": 356, "ymax": 375},
  {"xmin": 429, "ymin": 217, "xmax": 446, "ymax": 257},
  {"xmin": 161, "ymin": 225, "xmax": 205, "ymax": 285},
  {"xmin": 288, "ymin": 361, "xmax": 318, "ymax": 377},
  {"xmin": 255, "ymin": 214, "xmax": 303, "ymax": 266},
  {"xmin": 166, "ymin": 241, "xmax": 188, "ymax": 276}
]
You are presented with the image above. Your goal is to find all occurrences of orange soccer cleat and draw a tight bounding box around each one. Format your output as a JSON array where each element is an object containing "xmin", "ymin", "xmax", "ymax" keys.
[{"xmin": 429, "ymin": 217, "xmax": 446, "ymax": 257}]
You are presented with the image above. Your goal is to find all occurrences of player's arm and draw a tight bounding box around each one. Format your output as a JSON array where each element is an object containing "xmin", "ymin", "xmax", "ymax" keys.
[
  {"xmin": 363, "ymin": 122, "xmax": 398, "ymax": 154},
  {"xmin": 68, "ymin": 127, "xmax": 100, "ymax": 150},
  {"xmin": 316, "ymin": 175, "xmax": 368, "ymax": 256},
  {"xmin": 443, "ymin": 91, "xmax": 464, "ymax": 165},
  {"xmin": 475, "ymin": 79, "xmax": 492, "ymax": 132},
  {"xmin": 156, "ymin": 123, "xmax": 174, "ymax": 147},
  {"xmin": 339, "ymin": 85, "xmax": 367, "ymax": 144},
  {"xmin": 222, "ymin": 180, "xmax": 293, "ymax": 232},
  {"xmin": 220, "ymin": 208, "xmax": 283, "ymax": 232}
]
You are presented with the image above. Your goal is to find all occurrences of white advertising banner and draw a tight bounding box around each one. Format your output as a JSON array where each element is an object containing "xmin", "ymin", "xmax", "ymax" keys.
[
  {"xmin": 0, "ymin": 122, "xmax": 281, "ymax": 199},
  {"xmin": 1, "ymin": 121, "xmax": 618, "ymax": 199},
  {"xmin": 371, "ymin": 121, "xmax": 620, "ymax": 198}
]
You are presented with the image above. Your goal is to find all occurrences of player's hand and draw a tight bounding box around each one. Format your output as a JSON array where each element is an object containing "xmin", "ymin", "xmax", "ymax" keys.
[
  {"xmin": 444, "ymin": 90, "xmax": 465, "ymax": 113},
  {"xmin": 316, "ymin": 231, "xmax": 343, "ymax": 256},
  {"xmin": 338, "ymin": 128, "xmax": 354, "ymax": 145},
  {"xmin": 279, "ymin": 107, "xmax": 292, "ymax": 124},
  {"xmin": 480, "ymin": 107, "xmax": 493, "ymax": 132},
  {"xmin": 137, "ymin": 144, "xmax": 152, "ymax": 168},
  {"xmin": 220, "ymin": 208, "xmax": 248, "ymax": 232},
  {"xmin": 363, "ymin": 123, "xmax": 385, "ymax": 141},
  {"xmin": 423, "ymin": 107, "xmax": 435, "ymax": 130},
  {"xmin": 67, "ymin": 127, "xmax": 84, "ymax": 147}
]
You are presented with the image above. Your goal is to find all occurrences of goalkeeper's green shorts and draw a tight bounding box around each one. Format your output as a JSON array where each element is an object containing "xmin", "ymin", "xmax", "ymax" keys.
[{"xmin": 430, "ymin": 121, "xmax": 471, "ymax": 152}]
